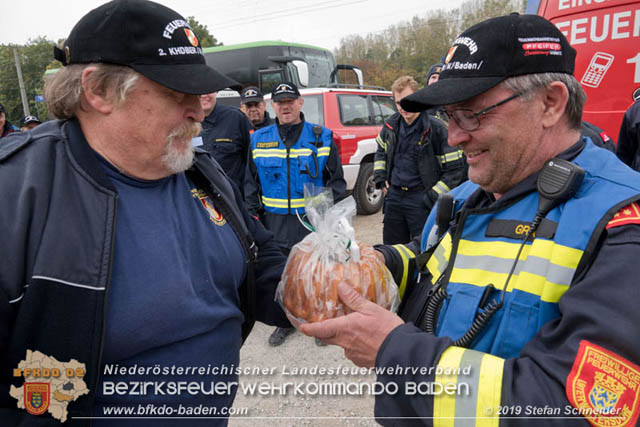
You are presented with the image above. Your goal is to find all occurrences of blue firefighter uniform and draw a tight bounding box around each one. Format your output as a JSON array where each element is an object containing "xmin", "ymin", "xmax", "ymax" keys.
[
  {"xmin": 373, "ymin": 138, "xmax": 640, "ymax": 426},
  {"xmin": 201, "ymin": 103, "xmax": 252, "ymax": 194},
  {"xmin": 245, "ymin": 118, "xmax": 346, "ymax": 252}
]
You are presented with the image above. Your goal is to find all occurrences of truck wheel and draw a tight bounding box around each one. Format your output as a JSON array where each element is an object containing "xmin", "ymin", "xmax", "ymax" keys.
[{"xmin": 353, "ymin": 162, "xmax": 384, "ymax": 215}]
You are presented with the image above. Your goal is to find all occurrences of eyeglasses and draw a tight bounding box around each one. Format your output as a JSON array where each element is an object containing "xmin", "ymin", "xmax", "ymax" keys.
[{"xmin": 443, "ymin": 92, "xmax": 523, "ymax": 131}]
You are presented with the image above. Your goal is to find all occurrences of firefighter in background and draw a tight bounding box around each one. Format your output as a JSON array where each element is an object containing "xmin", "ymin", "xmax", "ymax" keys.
[
  {"xmin": 301, "ymin": 14, "xmax": 640, "ymax": 426},
  {"xmin": 245, "ymin": 82, "xmax": 346, "ymax": 347},
  {"xmin": 373, "ymin": 76, "xmax": 466, "ymax": 244},
  {"xmin": 239, "ymin": 86, "xmax": 275, "ymax": 131},
  {"xmin": 616, "ymin": 96, "xmax": 640, "ymax": 170},
  {"xmin": 199, "ymin": 91, "xmax": 252, "ymax": 194}
]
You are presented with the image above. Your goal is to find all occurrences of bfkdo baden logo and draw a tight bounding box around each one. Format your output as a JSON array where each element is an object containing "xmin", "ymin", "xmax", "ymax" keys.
[
  {"xmin": 10, "ymin": 350, "xmax": 89, "ymax": 423},
  {"xmin": 24, "ymin": 383, "xmax": 50, "ymax": 415}
]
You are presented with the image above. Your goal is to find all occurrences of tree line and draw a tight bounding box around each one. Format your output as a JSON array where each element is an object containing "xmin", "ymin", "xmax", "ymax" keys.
[
  {"xmin": 334, "ymin": 0, "xmax": 525, "ymax": 89},
  {"xmin": 0, "ymin": 1, "xmax": 523, "ymax": 125}
]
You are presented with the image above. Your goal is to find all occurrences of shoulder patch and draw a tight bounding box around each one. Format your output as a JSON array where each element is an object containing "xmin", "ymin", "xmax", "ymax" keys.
[
  {"xmin": 566, "ymin": 340, "xmax": 640, "ymax": 426},
  {"xmin": 384, "ymin": 122, "xmax": 393, "ymax": 130},
  {"xmin": 606, "ymin": 203, "xmax": 640, "ymax": 230}
]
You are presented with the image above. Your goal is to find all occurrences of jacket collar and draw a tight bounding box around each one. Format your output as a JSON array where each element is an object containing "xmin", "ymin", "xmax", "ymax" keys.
[{"xmin": 63, "ymin": 119, "xmax": 117, "ymax": 192}]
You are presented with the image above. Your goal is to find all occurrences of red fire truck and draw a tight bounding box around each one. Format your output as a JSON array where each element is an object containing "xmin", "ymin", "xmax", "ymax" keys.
[{"xmin": 527, "ymin": 0, "xmax": 640, "ymax": 140}]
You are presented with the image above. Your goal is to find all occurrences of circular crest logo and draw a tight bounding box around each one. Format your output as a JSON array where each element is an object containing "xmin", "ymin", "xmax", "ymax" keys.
[{"xmin": 184, "ymin": 28, "xmax": 199, "ymax": 47}]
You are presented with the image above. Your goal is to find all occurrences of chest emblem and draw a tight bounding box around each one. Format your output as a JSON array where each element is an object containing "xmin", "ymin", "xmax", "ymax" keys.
[{"xmin": 191, "ymin": 189, "xmax": 227, "ymax": 226}]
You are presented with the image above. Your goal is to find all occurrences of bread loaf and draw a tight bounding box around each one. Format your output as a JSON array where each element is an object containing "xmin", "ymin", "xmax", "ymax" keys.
[{"xmin": 281, "ymin": 243, "xmax": 395, "ymax": 322}]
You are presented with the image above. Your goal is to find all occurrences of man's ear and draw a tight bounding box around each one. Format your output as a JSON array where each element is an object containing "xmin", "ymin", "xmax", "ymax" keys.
[
  {"xmin": 540, "ymin": 81, "xmax": 569, "ymax": 128},
  {"xmin": 81, "ymin": 67, "xmax": 114, "ymax": 114}
]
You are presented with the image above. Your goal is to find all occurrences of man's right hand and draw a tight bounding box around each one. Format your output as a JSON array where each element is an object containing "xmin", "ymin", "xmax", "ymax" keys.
[{"xmin": 382, "ymin": 181, "xmax": 389, "ymax": 195}]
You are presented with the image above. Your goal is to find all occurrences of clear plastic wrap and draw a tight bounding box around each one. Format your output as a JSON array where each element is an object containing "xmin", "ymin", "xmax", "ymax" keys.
[{"xmin": 276, "ymin": 187, "xmax": 399, "ymax": 325}]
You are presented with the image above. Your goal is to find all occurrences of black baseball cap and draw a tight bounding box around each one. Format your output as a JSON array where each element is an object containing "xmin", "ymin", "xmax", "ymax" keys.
[
  {"xmin": 241, "ymin": 86, "xmax": 264, "ymax": 104},
  {"xmin": 20, "ymin": 115, "xmax": 41, "ymax": 127},
  {"xmin": 402, "ymin": 13, "xmax": 576, "ymax": 111},
  {"xmin": 426, "ymin": 63, "xmax": 443, "ymax": 83},
  {"xmin": 53, "ymin": 0, "xmax": 239, "ymax": 95},
  {"xmin": 271, "ymin": 82, "xmax": 300, "ymax": 102}
]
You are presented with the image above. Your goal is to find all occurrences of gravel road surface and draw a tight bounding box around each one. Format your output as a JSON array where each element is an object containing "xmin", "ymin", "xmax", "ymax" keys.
[{"xmin": 230, "ymin": 210, "xmax": 385, "ymax": 426}]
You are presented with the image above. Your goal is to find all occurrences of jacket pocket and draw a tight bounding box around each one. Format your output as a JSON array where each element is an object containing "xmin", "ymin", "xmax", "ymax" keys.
[
  {"xmin": 255, "ymin": 156, "xmax": 285, "ymax": 185},
  {"xmin": 498, "ymin": 296, "xmax": 539, "ymax": 359},
  {"xmin": 436, "ymin": 285, "xmax": 484, "ymax": 341}
]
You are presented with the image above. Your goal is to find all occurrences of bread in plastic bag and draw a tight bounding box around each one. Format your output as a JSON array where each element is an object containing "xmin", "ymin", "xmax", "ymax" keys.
[{"xmin": 276, "ymin": 187, "xmax": 399, "ymax": 324}]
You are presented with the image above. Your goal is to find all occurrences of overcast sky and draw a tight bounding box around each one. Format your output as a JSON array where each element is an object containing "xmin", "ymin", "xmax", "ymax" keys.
[{"xmin": 0, "ymin": 0, "xmax": 465, "ymax": 51}]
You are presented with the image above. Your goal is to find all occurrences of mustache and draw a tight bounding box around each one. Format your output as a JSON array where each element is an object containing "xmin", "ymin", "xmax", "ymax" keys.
[{"xmin": 168, "ymin": 121, "xmax": 202, "ymax": 142}]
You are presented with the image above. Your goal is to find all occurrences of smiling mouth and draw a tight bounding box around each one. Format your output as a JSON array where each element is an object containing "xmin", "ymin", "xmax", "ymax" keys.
[{"xmin": 466, "ymin": 149, "xmax": 487, "ymax": 159}]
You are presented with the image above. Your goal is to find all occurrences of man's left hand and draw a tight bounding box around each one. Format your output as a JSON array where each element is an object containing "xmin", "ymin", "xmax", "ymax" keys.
[{"xmin": 299, "ymin": 282, "xmax": 404, "ymax": 367}]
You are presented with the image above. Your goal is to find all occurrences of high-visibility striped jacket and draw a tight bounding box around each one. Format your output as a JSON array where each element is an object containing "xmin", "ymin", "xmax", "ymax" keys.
[
  {"xmin": 248, "ymin": 121, "xmax": 336, "ymax": 214},
  {"xmin": 373, "ymin": 111, "xmax": 467, "ymax": 208},
  {"xmin": 374, "ymin": 139, "xmax": 640, "ymax": 426}
]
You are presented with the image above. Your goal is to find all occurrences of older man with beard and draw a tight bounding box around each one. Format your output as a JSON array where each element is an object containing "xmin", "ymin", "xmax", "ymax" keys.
[{"xmin": 0, "ymin": 1, "xmax": 290, "ymax": 426}]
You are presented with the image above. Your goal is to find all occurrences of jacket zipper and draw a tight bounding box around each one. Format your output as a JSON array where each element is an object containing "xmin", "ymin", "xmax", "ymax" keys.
[
  {"xmin": 286, "ymin": 147, "xmax": 291, "ymax": 214},
  {"xmin": 90, "ymin": 194, "xmax": 118, "ymax": 426}
]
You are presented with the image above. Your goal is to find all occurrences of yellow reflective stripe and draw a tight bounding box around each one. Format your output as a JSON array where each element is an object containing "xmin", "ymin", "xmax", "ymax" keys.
[
  {"xmin": 253, "ymin": 149, "xmax": 287, "ymax": 159},
  {"xmin": 426, "ymin": 233, "xmax": 452, "ymax": 283},
  {"xmin": 376, "ymin": 135, "xmax": 387, "ymax": 150},
  {"xmin": 475, "ymin": 353, "xmax": 504, "ymax": 427},
  {"xmin": 391, "ymin": 244, "xmax": 415, "ymax": 298},
  {"xmin": 445, "ymin": 239, "xmax": 581, "ymax": 302},
  {"xmin": 374, "ymin": 161, "xmax": 386, "ymax": 171},
  {"xmin": 434, "ymin": 347, "xmax": 505, "ymax": 427},
  {"xmin": 317, "ymin": 147, "xmax": 330, "ymax": 157},
  {"xmin": 290, "ymin": 148, "xmax": 330, "ymax": 158},
  {"xmin": 455, "ymin": 239, "xmax": 581, "ymax": 268},
  {"xmin": 433, "ymin": 347, "xmax": 466, "ymax": 427},
  {"xmin": 261, "ymin": 196, "xmax": 288, "ymax": 208},
  {"xmin": 438, "ymin": 150, "xmax": 464, "ymax": 164},
  {"xmin": 432, "ymin": 180, "xmax": 451, "ymax": 195},
  {"xmin": 253, "ymin": 148, "xmax": 329, "ymax": 159},
  {"xmin": 261, "ymin": 196, "xmax": 305, "ymax": 208}
]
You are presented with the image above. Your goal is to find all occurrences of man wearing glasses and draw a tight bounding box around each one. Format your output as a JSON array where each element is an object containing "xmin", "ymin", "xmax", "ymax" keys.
[{"xmin": 301, "ymin": 13, "xmax": 640, "ymax": 426}]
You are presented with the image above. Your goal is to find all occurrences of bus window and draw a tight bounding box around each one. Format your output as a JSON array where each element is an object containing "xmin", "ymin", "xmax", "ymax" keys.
[{"xmin": 259, "ymin": 69, "xmax": 285, "ymax": 94}]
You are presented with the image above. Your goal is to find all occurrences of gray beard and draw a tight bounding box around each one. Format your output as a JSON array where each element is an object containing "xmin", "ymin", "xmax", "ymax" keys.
[{"xmin": 161, "ymin": 122, "xmax": 202, "ymax": 174}]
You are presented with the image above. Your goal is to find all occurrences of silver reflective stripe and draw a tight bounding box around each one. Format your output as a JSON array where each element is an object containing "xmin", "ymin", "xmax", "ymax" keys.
[
  {"xmin": 31, "ymin": 275, "xmax": 106, "ymax": 291},
  {"xmin": 452, "ymin": 253, "xmax": 575, "ymax": 287},
  {"xmin": 439, "ymin": 150, "xmax": 464, "ymax": 165},
  {"xmin": 454, "ymin": 350, "xmax": 484, "ymax": 423},
  {"xmin": 374, "ymin": 160, "xmax": 386, "ymax": 171},
  {"xmin": 433, "ymin": 244, "xmax": 448, "ymax": 275},
  {"xmin": 433, "ymin": 181, "xmax": 451, "ymax": 195},
  {"xmin": 9, "ymin": 293, "xmax": 24, "ymax": 304}
]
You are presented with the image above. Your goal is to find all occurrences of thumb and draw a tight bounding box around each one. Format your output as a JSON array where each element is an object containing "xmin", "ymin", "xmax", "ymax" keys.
[{"xmin": 337, "ymin": 281, "xmax": 375, "ymax": 313}]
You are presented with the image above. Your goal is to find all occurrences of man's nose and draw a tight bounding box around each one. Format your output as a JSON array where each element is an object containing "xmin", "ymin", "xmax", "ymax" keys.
[
  {"xmin": 186, "ymin": 94, "xmax": 205, "ymax": 122},
  {"xmin": 447, "ymin": 119, "xmax": 471, "ymax": 148}
]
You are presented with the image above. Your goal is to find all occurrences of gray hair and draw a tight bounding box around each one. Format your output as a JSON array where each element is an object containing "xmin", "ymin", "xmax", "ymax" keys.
[
  {"xmin": 44, "ymin": 63, "xmax": 139, "ymax": 119},
  {"xmin": 501, "ymin": 73, "xmax": 586, "ymax": 130}
]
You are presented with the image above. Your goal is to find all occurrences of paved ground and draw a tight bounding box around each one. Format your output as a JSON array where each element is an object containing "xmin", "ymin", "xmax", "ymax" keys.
[{"xmin": 230, "ymin": 210, "xmax": 384, "ymax": 426}]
